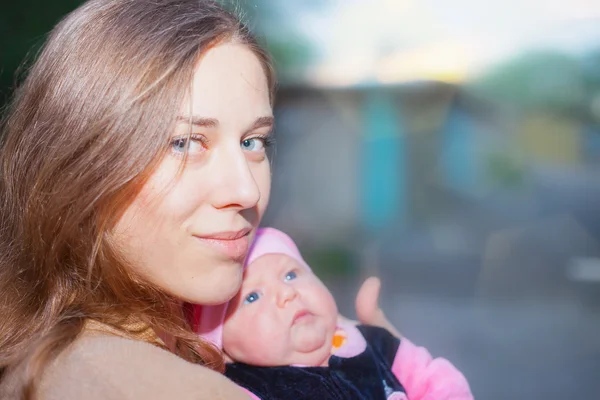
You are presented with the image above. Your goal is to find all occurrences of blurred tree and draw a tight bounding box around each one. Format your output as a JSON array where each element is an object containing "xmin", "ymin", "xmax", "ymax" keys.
[
  {"xmin": 581, "ymin": 49, "xmax": 600, "ymax": 126},
  {"xmin": 484, "ymin": 150, "xmax": 525, "ymax": 188},
  {"xmin": 231, "ymin": 0, "xmax": 319, "ymax": 84},
  {"xmin": 0, "ymin": 0, "xmax": 84, "ymax": 106},
  {"xmin": 469, "ymin": 50, "xmax": 586, "ymax": 113}
]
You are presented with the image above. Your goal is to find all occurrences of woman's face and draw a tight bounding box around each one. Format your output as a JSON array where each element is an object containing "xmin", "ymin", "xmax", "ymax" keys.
[{"xmin": 112, "ymin": 42, "xmax": 273, "ymax": 305}]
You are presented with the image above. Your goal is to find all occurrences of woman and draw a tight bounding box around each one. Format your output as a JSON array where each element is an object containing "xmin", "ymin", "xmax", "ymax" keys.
[{"xmin": 0, "ymin": 1, "xmax": 395, "ymax": 399}]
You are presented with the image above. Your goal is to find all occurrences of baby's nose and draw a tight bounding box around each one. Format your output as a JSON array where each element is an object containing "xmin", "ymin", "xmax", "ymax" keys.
[{"xmin": 276, "ymin": 284, "xmax": 298, "ymax": 307}]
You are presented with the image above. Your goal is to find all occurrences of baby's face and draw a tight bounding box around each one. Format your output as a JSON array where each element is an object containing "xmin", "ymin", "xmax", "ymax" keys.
[{"xmin": 222, "ymin": 253, "xmax": 338, "ymax": 367}]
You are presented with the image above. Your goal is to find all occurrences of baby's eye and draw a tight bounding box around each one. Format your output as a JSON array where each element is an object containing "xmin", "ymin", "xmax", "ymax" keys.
[
  {"xmin": 284, "ymin": 271, "xmax": 297, "ymax": 281},
  {"xmin": 243, "ymin": 291, "xmax": 261, "ymax": 304}
]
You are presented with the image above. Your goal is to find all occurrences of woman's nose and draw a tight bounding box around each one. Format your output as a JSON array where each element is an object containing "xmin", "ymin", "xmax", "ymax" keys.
[{"xmin": 210, "ymin": 146, "xmax": 261, "ymax": 210}]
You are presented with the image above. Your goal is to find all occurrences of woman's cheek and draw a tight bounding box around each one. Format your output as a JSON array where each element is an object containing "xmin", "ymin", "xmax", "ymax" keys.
[{"xmin": 255, "ymin": 162, "xmax": 272, "ymax": 204}]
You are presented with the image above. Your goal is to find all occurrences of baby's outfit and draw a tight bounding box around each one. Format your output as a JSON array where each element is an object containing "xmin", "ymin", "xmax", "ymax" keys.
[{"xmin": 190, "ymin": 227, "xmax": 473, "ymax": 400}]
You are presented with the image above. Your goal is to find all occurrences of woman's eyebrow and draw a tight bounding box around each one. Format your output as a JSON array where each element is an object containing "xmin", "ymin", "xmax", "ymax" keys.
[
  {"xmin": 175, "ymin": 116, "xmax": 274, "ymax": 131},
  {"xmin": 248, "ymin": 116, "xmax": 274, "ymax": 131},
  {"xmin": 176, "ymin": 116, "xmax": 219, "ymax": 128}
]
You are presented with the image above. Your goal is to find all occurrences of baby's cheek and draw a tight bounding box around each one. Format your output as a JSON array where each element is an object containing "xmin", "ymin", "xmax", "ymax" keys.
[
  {"xmin": 243, "ymin": 319, "xmax": 290, "ymax": 365},
  {"xmin": 243, "ymin": 334, "xmax": 269, "ymax": 355},
  {"xmin": 222, "ymin": 311, "xmax": 252, "ymax": 353}
]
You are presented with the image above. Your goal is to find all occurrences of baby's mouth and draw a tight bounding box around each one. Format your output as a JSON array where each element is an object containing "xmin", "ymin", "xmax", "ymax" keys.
[{"xmin": 292, "ymin": 310, "xmax": 313, "ymax": 324}]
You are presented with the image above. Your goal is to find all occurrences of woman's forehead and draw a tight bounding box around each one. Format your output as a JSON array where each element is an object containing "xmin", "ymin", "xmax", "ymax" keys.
[{"xmin": 181, "ymin": 42, "xmax": 271, "ymax": 123}]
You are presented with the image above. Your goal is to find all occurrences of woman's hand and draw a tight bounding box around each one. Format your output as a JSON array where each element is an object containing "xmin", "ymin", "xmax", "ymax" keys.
[
  {"xmin": 355, "ymin": 276, "xmax": 401, "ymax": 338},
  {"xmin": 355, "ymin": 278, "xmax": 474, "ymax": 399}
]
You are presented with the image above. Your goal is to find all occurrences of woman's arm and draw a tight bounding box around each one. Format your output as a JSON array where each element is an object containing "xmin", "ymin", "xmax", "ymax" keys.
[{"xmin": 39, "ymin": 334, "xmax": 251, "ymax": 400}]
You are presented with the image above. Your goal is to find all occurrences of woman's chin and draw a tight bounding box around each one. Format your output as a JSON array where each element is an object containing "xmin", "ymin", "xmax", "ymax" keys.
[
  {"xmin": 200, "ymin": 284, "xmax": 241, "ymax": 305},
  {"xmin": 179, "ymin": 270, "xmax": 243, "ymax": 305}
]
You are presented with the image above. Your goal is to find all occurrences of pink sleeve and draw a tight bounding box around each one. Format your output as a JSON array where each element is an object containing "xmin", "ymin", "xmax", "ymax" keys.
[
  {"xmin": 240, "ymin": 387, "xmax": 261, "ymax": 400},
  {"xmin": 391, "ymin": 338, "xmax": 473, "ymax": 400}
]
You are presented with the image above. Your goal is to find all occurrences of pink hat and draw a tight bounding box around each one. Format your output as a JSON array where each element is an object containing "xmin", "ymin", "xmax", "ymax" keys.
[{"xmin": 190, "ymin": 227, "xmax": 310, "ymax": 349}]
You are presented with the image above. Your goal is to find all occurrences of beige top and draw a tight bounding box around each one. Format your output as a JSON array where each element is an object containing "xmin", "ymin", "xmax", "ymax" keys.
[{"xmin": 1, "ymin": 321, "xmax": 250, "ymax": 400}]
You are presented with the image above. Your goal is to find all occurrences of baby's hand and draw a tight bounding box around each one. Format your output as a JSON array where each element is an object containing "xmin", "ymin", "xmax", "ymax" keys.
[{"xmin": 355, "ymin": 276, "xmax": 401, "ymax": 338}]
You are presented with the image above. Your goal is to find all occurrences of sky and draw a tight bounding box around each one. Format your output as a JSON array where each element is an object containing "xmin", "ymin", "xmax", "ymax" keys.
[{"xmin": 271, "ymin": 0, "xmax": 600, "ymax": 86}]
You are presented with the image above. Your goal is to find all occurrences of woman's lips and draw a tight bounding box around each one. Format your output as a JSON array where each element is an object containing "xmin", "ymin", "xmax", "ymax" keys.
[{"xmin": 194, "ymin": 229, "xmax": 251, "ymax": 261}]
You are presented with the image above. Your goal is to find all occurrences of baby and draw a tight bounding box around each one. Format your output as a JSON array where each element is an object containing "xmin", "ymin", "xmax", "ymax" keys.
[{"xmin": 194, "ymin": 228, "xmax": 473, "ymax": 400}]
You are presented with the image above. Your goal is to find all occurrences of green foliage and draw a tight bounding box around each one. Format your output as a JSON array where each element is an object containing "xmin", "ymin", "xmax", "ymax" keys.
[
  {"xmin": 265, "ymin": 37, "xmax": 313, "ymax": 81},
  {"xmin": 484, "ymin": 151, "xmax": 525, "ymax": 188},
  {"xmin": 302, "ymin": 246, "xmax": 358, "ymax": 278},
  {"xmin": 0, "ymin": 0, "xmax": 85, "ymax": 104},
  {"xmin": 469, "ymin": 50, "xmax": 586, "ymax": 112},
  {"xmin": 235, "ymin": 0, "xmax": 316, "ymax": 82}
]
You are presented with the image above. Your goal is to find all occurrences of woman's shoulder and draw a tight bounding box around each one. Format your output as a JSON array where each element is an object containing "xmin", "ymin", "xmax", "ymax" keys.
[{"xmin": 38, "ymin": 331, "xmax": 248, "ymax": 400}]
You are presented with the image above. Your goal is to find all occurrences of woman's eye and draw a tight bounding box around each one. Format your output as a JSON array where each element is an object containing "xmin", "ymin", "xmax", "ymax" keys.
[
  {"xmin": 241, "ymin": 137, "xmax": 267, "ymax": 152},
  {"xmin": 170, "ymin": 136, "xmax": 206, "ymax": 154},
  {"xmin": 284, "ymin": 271, "xmax": 297, "ymax": 281},
  {"xmin": 243, "ymin": 291, "xmax": 261, "ymax": 304}
]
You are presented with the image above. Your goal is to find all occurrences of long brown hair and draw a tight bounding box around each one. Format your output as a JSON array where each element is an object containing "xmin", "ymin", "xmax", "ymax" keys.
[{"xmin": 0, "ymin": 0, "xmax": 275, "ymax": 397}]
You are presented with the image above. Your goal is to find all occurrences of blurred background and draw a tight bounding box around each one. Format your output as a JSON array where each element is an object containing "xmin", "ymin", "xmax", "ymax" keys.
[{"xmin": 2, "ymin": 0, "xmax": 600, "ymax": 398}]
